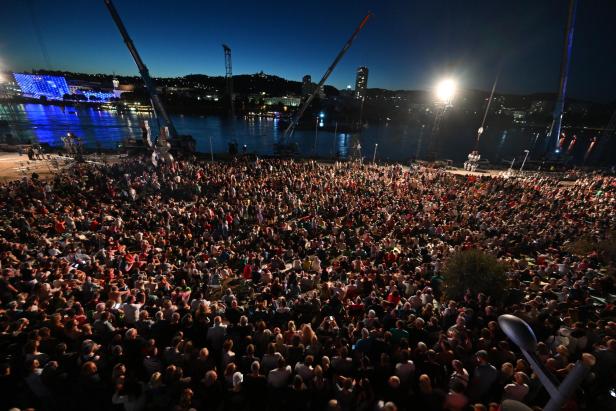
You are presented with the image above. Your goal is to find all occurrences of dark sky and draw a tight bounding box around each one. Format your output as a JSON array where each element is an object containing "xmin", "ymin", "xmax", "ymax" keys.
[{"xmin": 1, "ymin": 0, "xmax": 615, "ymax": 102}]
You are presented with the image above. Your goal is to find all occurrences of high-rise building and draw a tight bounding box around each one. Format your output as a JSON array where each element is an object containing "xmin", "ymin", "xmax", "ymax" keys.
[
  {"xmin": 302, "ymin": 75, "xmax": 313, "ymax": 96},
  {"xmin": 354, "ymin": 66, "xmax": 368, "ymax": 99}
]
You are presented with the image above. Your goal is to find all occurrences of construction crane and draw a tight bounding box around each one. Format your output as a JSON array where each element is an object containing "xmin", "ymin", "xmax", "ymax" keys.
[
  {"xmin": 546, "ymin": 0, "xmax": 578, "ymax": 155},
  {"xmin": 222, "ymin": 44, "xmax": 235, "ymax": 116},
  {"xmin": 102, "ymin": 0, "xmax": 194, "ymax": 156},
  {"xmin": 280, "ymin": 12, "xmax": 372, "ymax": 144}
]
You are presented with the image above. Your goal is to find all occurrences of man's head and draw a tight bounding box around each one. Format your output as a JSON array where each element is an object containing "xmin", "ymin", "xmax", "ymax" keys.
[{"xmin": 475, "ymin": 350, "xmax": 489, "ymax": 365}]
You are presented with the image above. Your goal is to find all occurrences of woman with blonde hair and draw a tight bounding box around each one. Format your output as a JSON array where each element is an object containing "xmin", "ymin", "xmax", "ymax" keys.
[{"xmin": 284, "ymin": 320, "xmax": 298, "ymax": 344}]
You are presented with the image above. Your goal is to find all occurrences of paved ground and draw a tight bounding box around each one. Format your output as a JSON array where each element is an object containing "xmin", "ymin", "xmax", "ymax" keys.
[
  {"xmin": 444, "ymin": 167, "xmax": 508, "ymax": 178},
  {"xmin": 0, "ymin": 152, "xmax": 61, "ymax": 181},
  {"xmin": 0, "ymin": 151, "xmax": 558, "ymax": 184},
  {"xmin": 0, "ymin": 152, "xmax": 115, "ymax": 182}
]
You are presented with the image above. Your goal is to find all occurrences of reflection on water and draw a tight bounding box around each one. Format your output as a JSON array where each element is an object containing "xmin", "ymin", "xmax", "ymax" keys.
[
  {"xmin": 495, "ymin": 130, "xmax": 508, "ymax": 159},
  {"xmin": 0, "ymin": 103, "xmax": 150, "ymax": 149},
  {"xmin": 0, "ymin": 103, "xmax": 614, "ymax": 165}
]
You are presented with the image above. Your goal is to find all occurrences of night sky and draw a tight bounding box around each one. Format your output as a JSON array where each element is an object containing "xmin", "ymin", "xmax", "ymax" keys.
[{"xmin": 1, "ymin": 0, "xmax": 615, "ymax": 102}]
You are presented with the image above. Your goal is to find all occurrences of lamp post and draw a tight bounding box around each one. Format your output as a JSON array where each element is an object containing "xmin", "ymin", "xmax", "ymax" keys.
[
  {"xmin": 436, "ymin": 79, "xmax": 456, "ymax": 106},
  {"xmin": 209, "ymin": 136, "xmax": 214, "ymax": 162},
  {"xmin": 430, "ymin": 78, "xmax": 457, "ymax": 160},
  {"xmin": 519, "ymin": 149, "xmax": 530, "ymax": 173},
  {"xmin": 314, "ymin": 116, "xmax": 319, "ymax": 155},
  {"xmin": 314, "ymin": 112, "xmax": 325, "ymax": 155},
  {"xmin": 332, "ymin": 121, "xmax": 338, "ymax": 159},
  {"xmin": 498, "ymin": 315, "xmax": 595, "ymax": 411},
  {"xmin": 372, "ymin": 143, "xmax": 378, "ymax": 163},
  {"xmin": 508, "ymin": 157, "xmax": 516, "ymax": 173}
]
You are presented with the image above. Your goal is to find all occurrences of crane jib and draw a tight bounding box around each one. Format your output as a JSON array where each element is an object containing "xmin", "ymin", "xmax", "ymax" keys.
[
  {"xmin": 103, "ymin": 0, "xmax": 178, "ymax": 139},
  {"xmin": 282, "ymin": 12, "xmax": 373, "ymax": 141}
]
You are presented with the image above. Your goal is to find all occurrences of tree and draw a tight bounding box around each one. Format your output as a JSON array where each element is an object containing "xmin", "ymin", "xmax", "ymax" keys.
[{"xmin": 442, "ymin": 249, "xmax": 508, "ymax": 300}]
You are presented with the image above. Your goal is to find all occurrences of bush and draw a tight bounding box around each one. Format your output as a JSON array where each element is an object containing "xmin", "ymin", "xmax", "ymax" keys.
[{"xmin": 442, "ymin": 249, "xmax": 508, "ymax": 300}]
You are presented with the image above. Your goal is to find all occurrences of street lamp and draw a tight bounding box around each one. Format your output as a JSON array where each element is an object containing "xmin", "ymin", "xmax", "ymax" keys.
[
  {"xmin": 314, "ymin": 113, "xmax": 325, "ymax": 155},
  {"xmin": 372, "ymin": 143, "xmax": 378, "ymax": 163},
  {"xmin": 519, "ymin": 149, "xmax": 530, "ymax": 172},
  {"xmin": 498, "ymin": 315, "xmax": 595, "ymax": 411},
  {"xmin": 429, "ymin": 78, "xmax": 457, "ymax": 161},
  {"xmin": 435, "ymin": 78, "xmax": 457, "ymax": 105},
  {"xmin": 314, "ymin": 116, "xmax": 319, "ymax": 155}
]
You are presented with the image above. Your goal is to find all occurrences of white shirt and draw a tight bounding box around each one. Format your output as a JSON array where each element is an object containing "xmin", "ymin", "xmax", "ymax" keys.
[{"xmin": 122, "ymin": 303, "xmax": 142, "ymax": 324}]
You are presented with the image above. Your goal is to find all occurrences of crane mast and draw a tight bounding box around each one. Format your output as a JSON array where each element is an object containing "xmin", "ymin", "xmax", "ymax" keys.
[
  {"xmin": 546, "ymin": 0, "xmax": 577, "ymax": 154},
  {"xmin": 103, "ymin": 0, "xmax": 178, "ymax": 139},
  {"xmin": 282, "ymin": 12, "xmax": 372, "ymax": 141},
  {"xmin": 223, "ymin": 44, "xmax": 235, "ymax": 116}
]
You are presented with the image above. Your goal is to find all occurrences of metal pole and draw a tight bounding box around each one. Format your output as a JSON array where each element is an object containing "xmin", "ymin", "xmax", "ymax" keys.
[
  {"xmin": 415, "ymin": 125, "xmax": 425, "ymax": 160},
  {"xmin": 209, "ymin": 136, "xmax": 214, "ymax": 161},
  {"xmin": 476, "ymin": 70, "xmax": 500, "ymax": 149},
  {"xmin": 359, "ymin": 96, "xmax": 365, "ymax": 127},
  {"xmin": 544, "ymin": 360, "xmax": 592, "ymax": 411},
  {"xmin": 372, "ymin": 143, "xmax": 378, "ymax": 163},
  {"xmin": 332, "ymin": 121, "xmax": 338, "ymax": 158},
  {"xmin": 520, "ymin": 150, "xmax": 530, "ymax": 172},
  {"xmin": 314, "ymin": 116, "xmax": 319, "ymax": 155},
  {"xmin": 508, "ymin": 157, "xmax": 516, "ymax": 172}
]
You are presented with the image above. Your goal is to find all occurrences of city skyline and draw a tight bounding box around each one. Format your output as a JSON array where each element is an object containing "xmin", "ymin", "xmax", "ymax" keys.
[{"xmin": 1, "ymin": 1, "xmax": 616, "ymax": 102}]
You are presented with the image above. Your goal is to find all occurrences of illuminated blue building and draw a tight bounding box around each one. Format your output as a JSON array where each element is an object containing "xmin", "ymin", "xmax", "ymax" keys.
[
  {"xmin": 13, "ymin": 73, "xmax": 116, "ymax": 102},
  {"xmin": 13, "ymin": 73, "xmax": 70, "ymax": 100},
  {"xmin": 73, "ymin": 89, "xmax": 116, "ymax": 101}
]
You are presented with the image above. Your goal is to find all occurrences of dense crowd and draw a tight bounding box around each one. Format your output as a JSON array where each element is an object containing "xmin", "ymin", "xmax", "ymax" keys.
[{"xmin": 0, "ymin": 158, "xmax": 614, "ymax": 411}]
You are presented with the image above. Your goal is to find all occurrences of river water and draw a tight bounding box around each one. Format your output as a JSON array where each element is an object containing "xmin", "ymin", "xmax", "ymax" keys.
[{"xmin": 0, "ymin": 103, "xmax": 613, "ymax": 166}]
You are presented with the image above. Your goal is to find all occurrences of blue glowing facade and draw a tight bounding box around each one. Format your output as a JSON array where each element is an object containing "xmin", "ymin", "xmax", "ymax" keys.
[
  {"xmin": 13, "ymin": 73, "xmax": 116, "ymax": 102},
  {"xmin": 13, "ymin": 73, "xmax": 70, "ymax": 100},
  {"xmin": 78, "ymin": 90, "xmax": 116, "ymax": 101}
]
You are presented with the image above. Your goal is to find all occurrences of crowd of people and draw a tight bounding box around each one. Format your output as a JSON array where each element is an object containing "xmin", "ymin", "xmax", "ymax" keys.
[{"xmin": 0, "ymin": 157, "xmax": 614, "ymax": 411}]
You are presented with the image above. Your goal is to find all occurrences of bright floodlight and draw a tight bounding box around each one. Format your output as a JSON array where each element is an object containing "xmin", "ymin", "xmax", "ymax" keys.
[{"xmin": 436, "ymin": 78, "xmax": 457, "ymax": 104}]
